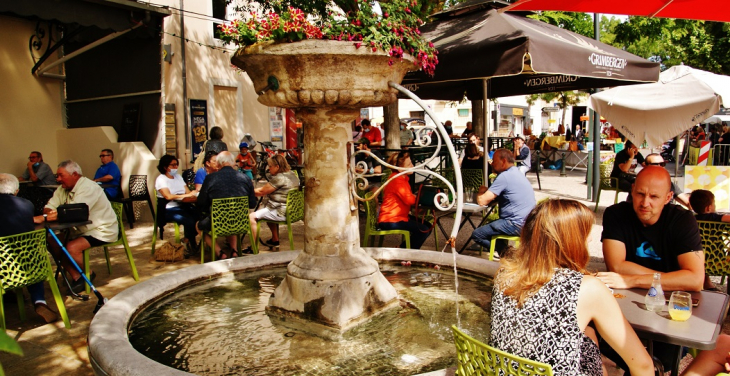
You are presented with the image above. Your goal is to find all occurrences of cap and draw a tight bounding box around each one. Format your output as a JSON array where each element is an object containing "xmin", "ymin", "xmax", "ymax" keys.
[
  {"xmin": 355, "ymin": 137, "xmax": 371, "ymax": 146},
  {"xmin": 513, "ymin": 135, "xmax": 525, "ymax": 141},
  {"xmin": 239, "ymin": 142, "xmax": 249, "ymax": 149}
]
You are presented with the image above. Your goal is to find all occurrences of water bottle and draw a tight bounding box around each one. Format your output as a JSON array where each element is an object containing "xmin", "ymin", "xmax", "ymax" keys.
[{"xmin": 645, "ymin": 273, "xmax": 665, "ymax": 312}]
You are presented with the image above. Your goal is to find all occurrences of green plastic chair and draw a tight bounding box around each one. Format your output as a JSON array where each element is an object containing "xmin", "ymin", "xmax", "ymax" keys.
[
  {"xmin": 255, "ymin": 188, "xmax": 304, "ymax": 250},
  {"xmin": 594, "ymin": 158, "xmax": 629, "ymax": 212},
  {"xmin": 489, "ymin": 235, "xmax": 520, "ymax": 260},
  {"xmin": 0, "ymin": 229, "xmax": 71, "ymax": 329},
  {"xmin": 83, "ymin": 201, "xmax": 139, "ymax": 293},
  {"xmin": 362, "ymin": 192, "xmax": 411, "ymax": 248},
  {"xmin": 697, "ymin": 221, "xmax": 730, "ymax": 286},
  {"xmin": 200, "ymin": 196, "xmax": 256, "ymax": 263},
  {"xmin": 451, "ymin": 325, "xmax": 554, "ymax": 376},
  {"xmin": 150, "ymin": 199, "xmax": 180, "ymax": 255}
]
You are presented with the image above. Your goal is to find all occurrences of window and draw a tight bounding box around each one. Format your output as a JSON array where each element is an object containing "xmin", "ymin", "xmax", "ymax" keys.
[
  {"xmin": 212, "ymin": 0, "xmax": 227, "ymax": 39},
  {"xmin": 458, "ymin": 109, "xmax": 470, "ymax": 117},
  {"xmin": 409, "ymin": 111, "xmax": 424, "ymax": 119}
]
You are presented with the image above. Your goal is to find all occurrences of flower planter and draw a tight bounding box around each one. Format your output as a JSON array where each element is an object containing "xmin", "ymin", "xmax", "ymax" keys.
[{"xmin": 231, "ymin": 39, "xmax": 416, "ymax": 108}]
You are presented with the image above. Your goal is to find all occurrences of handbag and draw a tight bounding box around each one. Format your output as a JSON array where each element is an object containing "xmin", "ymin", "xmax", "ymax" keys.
[
  {"xmin": 57, "ymin": 203, "xmax": 89, "ymax": 223},
  {"xmin": 193, "ymin": 140, "xmax": 209, "ymax": 171},
  {"xmin": 154, "ymin": 242, "xmax": 185, "ymax": 262}
]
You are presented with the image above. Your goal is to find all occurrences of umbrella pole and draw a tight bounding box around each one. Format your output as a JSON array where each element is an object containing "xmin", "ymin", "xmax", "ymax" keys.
[
  {"xmin": 591, "ymin": 14, "xmax": 601, "ymax": 203},
  {"xmin": 483, "ymin": 79, "xmax": 490, "ymax": 186}
]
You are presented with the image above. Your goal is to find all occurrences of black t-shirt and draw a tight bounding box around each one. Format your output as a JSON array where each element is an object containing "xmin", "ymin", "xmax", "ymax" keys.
[
  {"xmin": 601, "ymin": 202, "xmax": 702, "ymax": 273},
  {"xmin": 611, "ymin": 149, "xmax": 645, "ymax": 178},
  {"xmin": 720, "ymin": 132, "xmax": 730, "ymax": 145},
  {"xmin": 696, "ymin": 212, "xmax": 724, "ymax": 222},
  {"xmin": 356, "ymin": 149, "xmax": 383, "ymax": 183}
]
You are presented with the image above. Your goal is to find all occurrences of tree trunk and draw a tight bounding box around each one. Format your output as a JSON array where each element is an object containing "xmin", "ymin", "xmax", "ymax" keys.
[
  {"xmin": 383, "ymin": 102, "xmax": 400, "ymax": 151},
  {"xmin": 472, "ymin": 100, "xmax": 484, "ymax": 137}
]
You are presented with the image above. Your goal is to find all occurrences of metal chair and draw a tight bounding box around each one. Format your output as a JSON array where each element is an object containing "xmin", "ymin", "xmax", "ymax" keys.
[
  {"xmin": 111, "ymin": 175, "xmax": 154, "ymax": 229},
  {"xmin": 0, "ymin": 229, "xmax": 70, "ymax": 329},
  {"xmin": 150, "ymin": 198, "xmax": 180, "ymax": 255},
  {"xmin": 451, "ymin": 325, "xmax": 554, "ymax": 376},
  {"xmin": 697, "ymin": 220, "xmax": 730, "ymax": 286},
  {"xmin": 255, "ymin": 188, "xmax": 304, "ymax": 250},
  {"xmin": 83, "ymin": 202, "xmax": 139, "ymax": 293},
  {"xmin": 362, "ymin": 191, "xmax": 411, "ymax": 248},
  {"xmin": 200, "ymin": 196, "xmax": 256, "ymax": 263}
]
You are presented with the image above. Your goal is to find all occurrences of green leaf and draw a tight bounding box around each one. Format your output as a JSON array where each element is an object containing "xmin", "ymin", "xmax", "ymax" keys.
[{"xmin": 0, "ymin": 331, "xmax": 22, "ymax": 356}]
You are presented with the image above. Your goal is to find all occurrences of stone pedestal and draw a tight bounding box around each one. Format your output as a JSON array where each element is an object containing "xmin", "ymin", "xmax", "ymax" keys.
[{"xmin": 231, "ymin": 40, "xmax": 415, "ymax": 334}]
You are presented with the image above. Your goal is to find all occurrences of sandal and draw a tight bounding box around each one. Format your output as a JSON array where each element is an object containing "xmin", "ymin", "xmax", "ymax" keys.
[
  {"xmin": 230, "ymin": 250, "xmax": 239, "ymax": 258},
  {"xmin": 217, "ymin": 250, "xmax": 228, "ymax": 260}
]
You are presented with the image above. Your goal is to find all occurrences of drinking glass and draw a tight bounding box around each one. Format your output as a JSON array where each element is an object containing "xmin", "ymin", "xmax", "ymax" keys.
[{"xmin": 668, "ymin": 291, "xmax": 692, "ymax": 321}]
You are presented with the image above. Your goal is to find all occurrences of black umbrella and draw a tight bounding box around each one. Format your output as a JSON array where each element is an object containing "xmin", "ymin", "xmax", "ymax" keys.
[{"xmin": 402, "ymin": 9, "xmax": 660, "ymax": 100}]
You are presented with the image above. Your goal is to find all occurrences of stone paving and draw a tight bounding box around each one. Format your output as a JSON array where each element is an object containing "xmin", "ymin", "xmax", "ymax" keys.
[{"xmin": 0, "ymin": 164, "xmax": 723, "ymax": 376}]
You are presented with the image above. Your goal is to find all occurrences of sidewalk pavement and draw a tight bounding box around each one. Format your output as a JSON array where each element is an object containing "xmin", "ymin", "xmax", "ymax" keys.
[{"xmin": 0, "ymin": 165, "xmax": 720, "ymax": 376}]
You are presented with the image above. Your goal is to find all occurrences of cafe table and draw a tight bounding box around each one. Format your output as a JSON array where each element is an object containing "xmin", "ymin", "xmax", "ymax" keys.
[
  {"xmin": 614, "ymin": 288, "xmax": 730, "ymax": 374},
  {"xmin": 435, "ymin": 202, "xmax": 496, "ymax": 253}
]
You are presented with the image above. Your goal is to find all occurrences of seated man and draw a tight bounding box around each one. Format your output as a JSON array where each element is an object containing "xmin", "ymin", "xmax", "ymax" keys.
[
  {"xmin": 399, "ymin": 120, "xmax": 414, "ymax": 147},
  {"xmin": 93, "ymin": 149, "xmax": 121, "ymax": 198},
  {"xmin": 196, "ymin": 152, "xmax": 256, "ymax": 259},
  {"xmin": 471, "ymin": 149, "xmax": 536, "ymax": 254},
  {"xmin": 19, "ymin": 151, "xmax": 56, "ymax": 186},
  {"xmin": 690, "ymin": 189, "xmax": 730, "ymax": 222},
  {"xmin": 34, "ymin": 160, "xmax": 118, "ymax": 294},
  {"xmin": 512, "ymin": 135, "xmax": 531, "ymax": 175},
  {"xmin": 611, "ymin": 140, "xmax": 645, "ymax": 192},
  {"xmin": 354, "ymin": 137, "xmax": 383, "ymax": 192},
  {"xmin": 643, "ymin": 153, "xmax": 690, "ymax": 208},
  {"xmin": 598, "ymin": 166, "xmax": 704, "ymax": 374},
  {"xmin": 0, "ymin": 173, "xmax": 58, "ymax": 323},
  {"xmin": 360, "ymin": 119, "xmax": 382, "ymax": 146}
]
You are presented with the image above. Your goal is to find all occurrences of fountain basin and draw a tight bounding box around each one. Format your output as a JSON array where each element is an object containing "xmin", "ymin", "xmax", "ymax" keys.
[{"xmin": 88, "ymin": 249, "xmax": 498, "ymax": 376}]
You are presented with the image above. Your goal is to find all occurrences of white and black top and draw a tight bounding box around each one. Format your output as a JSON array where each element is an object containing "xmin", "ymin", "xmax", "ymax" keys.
[{"xmin": 491, "ymin": 268, "xmax": 602, "ymax": 376}]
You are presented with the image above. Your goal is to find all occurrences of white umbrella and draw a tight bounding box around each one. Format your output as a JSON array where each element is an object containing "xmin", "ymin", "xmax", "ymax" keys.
[
  {"xmin": 588, "ymin": 65, "xmax": 730, "ymax": 148},
  {"xmin": 702, "ymin": 115, "xmax": 730, "ymax": 124}
]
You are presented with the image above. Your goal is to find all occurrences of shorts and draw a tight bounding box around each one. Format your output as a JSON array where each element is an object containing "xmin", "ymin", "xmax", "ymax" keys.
[
  {"xmin": 198, "ymin": 216, "xmax": 212, "ymax": 232},
  {"xmin": 254, "ymin": 207, "xmax": 286, "ymax": 222},
  {"xmin": 82, "ymin": 236, "xmax": 106, "ymax": 247}
]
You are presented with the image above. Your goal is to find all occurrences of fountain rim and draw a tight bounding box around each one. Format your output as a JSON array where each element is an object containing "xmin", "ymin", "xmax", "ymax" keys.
[{"xmin": 88, "ymin": 249, "xmax": 499, "ymax": 376}]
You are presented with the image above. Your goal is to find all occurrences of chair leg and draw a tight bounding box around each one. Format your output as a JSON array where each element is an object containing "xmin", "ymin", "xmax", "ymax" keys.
[
  {"xmin": 146, "ymin": 198, "xmax": 155, "ymax": 220},
  {"xmin": 210, "ymin": 231, "xmax": 217, "ymax": 262},
  {"xmin": 362, "ymin": 229, "xmax": 370, "ymax": 247},
  {"xmin": 102, "ymin": 247, "xmax": 112, "ymax": 275},
  {"xmin": 151, "ymin": 222, "xmax": 158, "ymax": 256},
  {"xmin": 200, "ymin": 231, "xmax": 207, "ymax": 264},
  {"xmin": 594, "ymin": 187, "xmax": 602, "ymax": 212},
  {"xmin": 121, "ymin": 237, "xmax": 139, "ymax": 281},
  {"xmin": 174, "ymin": 223, "xmax": 181, "ymax": 243},
  {"xmin": 287, "ymin": 223, "xmax": 295, "ymax": 250},
  {"xmin": 15, "ymin": 288, "xmax": 26, "ymax": 322},
  {"xmin": 613, "ymin": 189, "xmax": 620, "ymax": 204},
  {"xmin": 47, "ymin": 273, "xmax": 71, "ymax": 328},
  {"xmin": 124, "ymin": 202, "xmax": 135, "ymax": 229},
  {"xmin": 0, "ymin": 291, "xmax": 5, "ymax": 331},
  {"xmin": 489, "ymin": 239, "xmax": 497, "ymax": 261},
  {"xmin": 404, "ymin": 234, "xmax": 411, "ymax": 249}
]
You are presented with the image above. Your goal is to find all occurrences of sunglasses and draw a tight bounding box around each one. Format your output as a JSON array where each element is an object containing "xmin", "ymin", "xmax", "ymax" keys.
[
  {"xmin": 99, "ymin": 154, "xmax": 111, "ymax": 157},
  {"xmin": 646, "ymin": 162, "xmax": 666, "ymax": 167}
]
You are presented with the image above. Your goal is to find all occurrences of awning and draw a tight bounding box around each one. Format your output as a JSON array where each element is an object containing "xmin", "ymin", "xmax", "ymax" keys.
[{"xmin": 0, "ymin": 0, "xmax": 170, "ymax": 31}]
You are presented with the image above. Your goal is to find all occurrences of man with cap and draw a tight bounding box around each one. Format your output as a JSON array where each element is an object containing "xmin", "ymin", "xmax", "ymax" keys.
[
  {"xmin": 354, "ymin": 137, "xmax": 383, "ymax": 192},
  {"xmin": 399, "ymin": 120, "xmax": 414, "ymax": 147},
  {"xmin": 513, "ymin": 135, "xmax": 531, "ymax": 175},
  {"xmin": 237, "ymin": 142, "xmax": 256, "ymax": 181}
]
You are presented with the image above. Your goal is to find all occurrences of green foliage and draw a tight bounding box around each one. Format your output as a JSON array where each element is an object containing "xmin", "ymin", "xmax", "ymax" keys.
[
  {"xmin": 528, "ymin": 11, "xmax": 594, "ymax": 37},
  {"xmin": 0, "ymin": 331, "xmax": 22, "ymax": 376},
  {"xmin": 611, "ymin": 16, "xmax": 730, "ymax": 75}
]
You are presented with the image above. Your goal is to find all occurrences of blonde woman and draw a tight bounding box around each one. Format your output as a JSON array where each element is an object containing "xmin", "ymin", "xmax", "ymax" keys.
[{"xmin": 490, "ymin": 199, "xmax": 654, "ymax": 376}]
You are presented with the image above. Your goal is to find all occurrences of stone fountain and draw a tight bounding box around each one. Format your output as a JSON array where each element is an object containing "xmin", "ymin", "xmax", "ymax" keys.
[{"xmin": 230, "ymin": 40, "xmax": 417, "ymax": 335}]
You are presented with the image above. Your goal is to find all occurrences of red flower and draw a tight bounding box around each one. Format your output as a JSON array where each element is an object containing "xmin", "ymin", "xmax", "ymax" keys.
[{"xmin": 354, "ymin": 42, "xmax": 362, "ymax": 49}]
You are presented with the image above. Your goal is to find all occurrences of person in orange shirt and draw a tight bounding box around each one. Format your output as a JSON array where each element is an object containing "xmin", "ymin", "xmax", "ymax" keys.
[{"xmin": 377, "ymin": 150, "xmax": 431, "ymax": 249}]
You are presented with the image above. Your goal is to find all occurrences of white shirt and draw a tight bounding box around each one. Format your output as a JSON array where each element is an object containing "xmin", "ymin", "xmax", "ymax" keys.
[{"xmin": 155, "ymin": 173, "xmax": 187, "ymax": 208}]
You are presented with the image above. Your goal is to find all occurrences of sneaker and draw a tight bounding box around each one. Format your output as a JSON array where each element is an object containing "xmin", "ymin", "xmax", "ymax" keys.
[
  {"xmin": 34, "ymin": 302, "xmax": 59, "ymax": 323},
  {"xmin": 70, "ymin": 271, "xmax": 96, "ymax": 294},
  {"xmin": 261, "ymin": 238, "xmax": 280, "ymax": 247}
]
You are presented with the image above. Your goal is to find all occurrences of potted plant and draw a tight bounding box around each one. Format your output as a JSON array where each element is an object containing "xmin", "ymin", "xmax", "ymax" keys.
[{"xmin": 218, "ymin": 0, "xmax": 439, "ymax": 77}]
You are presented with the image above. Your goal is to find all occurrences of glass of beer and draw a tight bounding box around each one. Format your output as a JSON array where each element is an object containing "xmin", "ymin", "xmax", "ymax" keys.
[{"xmin": 668, "ymin": 291, "xmax": 692, "ymax": 321}]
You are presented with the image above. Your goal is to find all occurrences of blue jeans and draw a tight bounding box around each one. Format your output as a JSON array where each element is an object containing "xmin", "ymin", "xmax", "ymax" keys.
[
  {"xmin": 27, "ymin": 282, "xmax": 45, "ymax": 303},
  {"xmin": 378, "ymin": 215, "xmax": 432, "ymax": 249},
  {"xmin": 471, "ymin": 218, "xmax": 522, "ymax": 253},
  {"xmin": 165, "ymin": 204, "xmax": 200, "ymax": 246}
]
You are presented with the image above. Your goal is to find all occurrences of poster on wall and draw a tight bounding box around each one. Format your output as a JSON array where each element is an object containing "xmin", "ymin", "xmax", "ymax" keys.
[
  {"xmin": 684, "ymin": 166, "xmax": 730, "ymax": 210},
  {"xmin": 190, "ymin": 99, "xmax": 208, "ymax": 160},
  {"xmin": 269, "ymin": 107, "xmax": 284, "ymax": 149}
]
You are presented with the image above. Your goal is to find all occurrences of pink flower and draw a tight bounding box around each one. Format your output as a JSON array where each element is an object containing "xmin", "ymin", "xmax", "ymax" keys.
[{"xmin": 354, "ymin": 42, "xmax": 362, "ymax": 48}]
